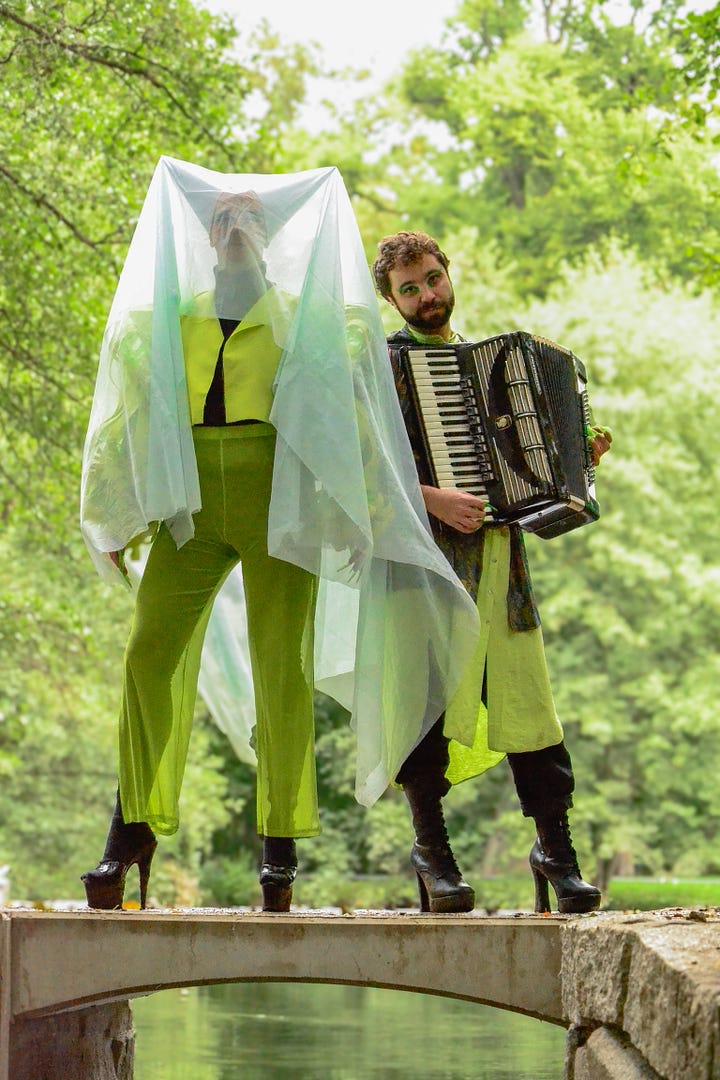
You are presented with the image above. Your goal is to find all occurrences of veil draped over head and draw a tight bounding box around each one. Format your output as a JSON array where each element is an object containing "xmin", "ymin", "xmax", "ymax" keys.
[{"xmin": 81, "ymin": 156, "xmax": 480, "ymax": 806}]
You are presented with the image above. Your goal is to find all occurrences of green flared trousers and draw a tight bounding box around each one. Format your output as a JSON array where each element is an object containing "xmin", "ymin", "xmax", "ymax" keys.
[{"xmin": 118, "ymin": 424, "xmax": 319, "ymax": 838}]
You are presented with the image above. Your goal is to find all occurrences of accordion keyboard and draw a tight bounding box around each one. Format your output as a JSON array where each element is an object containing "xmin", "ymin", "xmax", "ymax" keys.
[{"xmin": 406, "ymin": 347, "xmax": 496, "ymax": 521}]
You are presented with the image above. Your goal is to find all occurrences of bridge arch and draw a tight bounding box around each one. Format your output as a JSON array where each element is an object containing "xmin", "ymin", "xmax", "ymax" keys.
[
  {"xmin": 2, "ymin": 906, "xmax": 718, "ymax": 1079},
  {"xmin": 3, "ymin": 909, "xmax": 563, "ymax": 1024}
]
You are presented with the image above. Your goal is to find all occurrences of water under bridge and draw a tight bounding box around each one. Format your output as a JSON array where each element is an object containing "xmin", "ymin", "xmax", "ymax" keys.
[{"xmin": 1, "ymin": 906, "xmax": 719, "ymax": 1079}]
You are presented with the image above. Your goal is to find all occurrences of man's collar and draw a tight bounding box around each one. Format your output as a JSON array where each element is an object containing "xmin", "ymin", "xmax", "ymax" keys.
[{"xmin": 403, "ymin": 323, "xmax": 460, "ymax": 345}]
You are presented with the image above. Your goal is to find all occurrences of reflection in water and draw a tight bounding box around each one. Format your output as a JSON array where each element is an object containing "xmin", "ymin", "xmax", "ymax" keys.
[{"xmin": 133, "ymin": 982, "xmax": 564, "ymax": 1079}]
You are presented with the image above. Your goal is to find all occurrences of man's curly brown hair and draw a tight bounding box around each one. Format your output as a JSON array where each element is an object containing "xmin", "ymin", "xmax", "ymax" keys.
[{"xmin": 372, "ymin": 231, "xmax": 450, "ymax": 299}]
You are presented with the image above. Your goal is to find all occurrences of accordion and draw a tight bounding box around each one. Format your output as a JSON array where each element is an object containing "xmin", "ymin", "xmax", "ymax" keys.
[{"xmin": 396, "ymin": 332, "xmax": 600, "ymax": 539}]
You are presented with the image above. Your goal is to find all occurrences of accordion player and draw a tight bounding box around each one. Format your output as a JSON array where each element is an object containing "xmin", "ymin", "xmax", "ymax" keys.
[{"xmin": 395, "ymin": 331, "xmax": 600, "ymax": 539}]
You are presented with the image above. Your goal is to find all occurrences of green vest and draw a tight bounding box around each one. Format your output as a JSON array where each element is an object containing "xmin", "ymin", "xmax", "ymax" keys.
[{"xmin": 180, "ymin": 289, "xmax": 290, "ymax": 424}]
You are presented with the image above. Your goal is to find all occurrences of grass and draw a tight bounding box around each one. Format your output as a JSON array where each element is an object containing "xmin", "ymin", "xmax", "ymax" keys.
[
  {"xmin": 200, "ymin": 862, "xmax": 720, "ymax": 913},
  {"xmin": 293, "ymin": 874, "xmax": 720, "ymax": 914},
  {"xmin": 604, "ymin": 877, "xmax": 720, "ymax": 911}
]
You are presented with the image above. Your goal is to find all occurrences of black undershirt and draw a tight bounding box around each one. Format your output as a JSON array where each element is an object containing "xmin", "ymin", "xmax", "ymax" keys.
[{"xmin": 202, "ymin": 318, "xmax": 240, "ymax": 426}]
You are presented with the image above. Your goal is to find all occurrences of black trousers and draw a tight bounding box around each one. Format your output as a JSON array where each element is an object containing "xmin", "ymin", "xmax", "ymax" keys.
[{"xmin": 396, "ymin": 716, "xmax": 574, "ymax": 820}]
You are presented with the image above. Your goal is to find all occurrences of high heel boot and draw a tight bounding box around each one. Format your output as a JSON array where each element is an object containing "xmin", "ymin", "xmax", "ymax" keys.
[
  {"xmin": 81, "ymin": 791, "xmax": 157, "ymax": 910},
  {"xmin": 403, "ymin": 786, "xmax": 475, "ymax": 913},
  {"xmin": 259, "ymin": 837, "xmax": 297, "ymax": 912},
  {"xmin": 530, "ymin": 812, "xmax": 601, "ymax": 914}
]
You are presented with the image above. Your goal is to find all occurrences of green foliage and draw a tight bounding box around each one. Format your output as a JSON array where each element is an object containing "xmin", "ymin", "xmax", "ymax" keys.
[
  {"xmin": 1, "ymin": 0, "xmax": 719, "ymax": 906},
  {"xmin": 0, "ymin": 0, "xmax": 319, "ymax": 535},
  {"xmin": 0, "ymin": 0, "xmax": 318, "ymax": 903},
  {"xmin": 199, "ymin": 854, "xmax": 260, "ymax": 908},
  {"xmin": 674, "ymin": 2, "xmax": 720, "ymax": 118},
  {"xmin": 293, "ymin": 873, "xmax": 418, "ymax": 912},
  {"xmin": 515, "ymin": 248, "xmax": 720, "ymax": 886},
  {"xmin": 0, "ymin": 534, "xmax": 125, "ymax": 898},
  {"xmin": 324, "ymin": 1, "xmax": 720, "ymax": 293},
  {"xmin": 445, "ymin": 0, "xmax": 532, "ymax": 61},
  {"xmin": 364, "ymin": 798, "xmax": 413, "ymax": 875}
]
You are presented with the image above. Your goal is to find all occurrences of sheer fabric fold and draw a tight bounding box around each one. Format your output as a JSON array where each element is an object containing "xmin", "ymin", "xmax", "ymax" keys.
[{"xmin": 81, "ymin": 156, "xmax": 479, "ymax": 809}]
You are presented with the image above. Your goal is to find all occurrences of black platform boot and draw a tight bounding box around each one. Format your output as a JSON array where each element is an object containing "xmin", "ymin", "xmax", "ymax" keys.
[
  {"xmin": 530, "ymin": 812, "xmax": 601, "ymax": 914},
  {"xmin": 403, "ymin": 786, "xmax": 475, "ymax": 913},
  {"xmin": 259, "ymin": 837, "xmax": 297, "ymax": 912},
  {"xmin": 81, "ymin": 790, "xmax": 157, "ymax": 910}
]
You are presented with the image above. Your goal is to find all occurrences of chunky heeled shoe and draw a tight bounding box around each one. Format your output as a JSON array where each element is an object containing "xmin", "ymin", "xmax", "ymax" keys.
[
  {"xmin": 411, "ymin": 842, "xmax": 475, "ymax": 913},
  {"xmin": 530, "ymin": 814, "xmax": 601, "ymax": 915},
  {"xmin": 81, "ymin": 792, "xmax": 157, "ymax": 910},
  {"xmin": 403, "ymin": 785, "xmax": 475, "ymax": 913},
  {"xmin": 260, "ymin": 837, "xmax": 297, "ymax": 912}
]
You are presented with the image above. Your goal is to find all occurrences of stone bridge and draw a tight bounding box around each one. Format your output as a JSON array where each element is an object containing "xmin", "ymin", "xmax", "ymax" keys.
[{"xmin": 1, "ymin": 906, "xmax": 719, "ymax": 1079}]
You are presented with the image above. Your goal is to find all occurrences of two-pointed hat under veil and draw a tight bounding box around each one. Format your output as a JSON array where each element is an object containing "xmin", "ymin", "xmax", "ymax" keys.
[{"xmin": 80, "ymin": 156, "xmax": 482, "ymax": 820}]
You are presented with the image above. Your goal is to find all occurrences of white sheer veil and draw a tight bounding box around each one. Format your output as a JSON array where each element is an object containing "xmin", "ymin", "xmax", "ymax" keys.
[{"xmin": 80, "ymin": 156, "xmax": 480, "ymax": 804}]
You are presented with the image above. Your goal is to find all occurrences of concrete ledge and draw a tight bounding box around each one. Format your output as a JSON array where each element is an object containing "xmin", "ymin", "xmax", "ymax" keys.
[{"xmin": 1, "ymin": 908, "xmax": 562, "ymax": 1022}]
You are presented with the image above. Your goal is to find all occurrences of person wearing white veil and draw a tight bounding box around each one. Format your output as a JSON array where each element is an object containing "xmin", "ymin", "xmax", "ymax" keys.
[{"xmin": 80, "ymin": 157, "xmax": 480, "ymax": 912}]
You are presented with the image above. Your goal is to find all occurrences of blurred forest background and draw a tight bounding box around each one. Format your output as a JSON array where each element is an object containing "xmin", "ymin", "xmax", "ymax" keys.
[{"xmin": 1, "ymin": 0, "xmax": 718, "ymax": 911}]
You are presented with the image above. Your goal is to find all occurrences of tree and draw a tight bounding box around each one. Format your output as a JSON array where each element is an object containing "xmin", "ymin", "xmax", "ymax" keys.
[
  {"xmin": 316, "ymin": 0, "xmax": 720, "ymax": 295},
  {"xmin": 0, "ymin": 0, "xmax": 318, "ymax": 529},
  {"xmin": 0, "ymin": 0, "xmax": 318, "ymax": 901},
  {"xmin": 515, "ymin": 247, "xmax": 720, "ymax": 888},
  {"xmin": 2, "ymin": 0, "xmax": 719, "ymax": 905},
  {"xmin": 266, "ymin": 2, "xmax": 720, "ymax": 898}
]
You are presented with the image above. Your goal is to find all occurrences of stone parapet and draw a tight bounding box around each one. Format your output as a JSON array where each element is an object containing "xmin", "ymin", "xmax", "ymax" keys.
[
  {"xmin": 562, "ymin": 910, "xmax": 720, "ymax": 1079},
  {"xmin": 568, "ymin": 1026, "xmax": 662, "ymax": 1079},
  {"xmin": 9, "ymin": 1001, "xmax": 134, "ymax": 1080}
]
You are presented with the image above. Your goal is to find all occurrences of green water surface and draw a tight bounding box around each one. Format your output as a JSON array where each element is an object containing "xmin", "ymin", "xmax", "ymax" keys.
[{"xmin": 133, "ymin": 981, "xmax": 564, "ymax": 1079}]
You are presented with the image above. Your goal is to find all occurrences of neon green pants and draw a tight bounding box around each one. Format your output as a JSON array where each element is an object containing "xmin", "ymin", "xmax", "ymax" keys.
[{"xmin": 118, "ymin": 424, "xmax": 319, "ymax": 838}]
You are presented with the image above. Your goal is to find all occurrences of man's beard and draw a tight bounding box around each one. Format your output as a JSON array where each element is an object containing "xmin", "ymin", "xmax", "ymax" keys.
[{"xmin": 407, "ymin": 292, "xmax": 455, "ymax": 334}]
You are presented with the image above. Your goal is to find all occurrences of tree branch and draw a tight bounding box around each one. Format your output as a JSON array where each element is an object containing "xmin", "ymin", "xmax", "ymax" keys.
[
  {"xmin": 0, "ymin": 4, "xmax": 238, "ymax": 165},
  {"xmin": 0, "ymin": 162, "xmax": 113, "ymax": 252}
]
